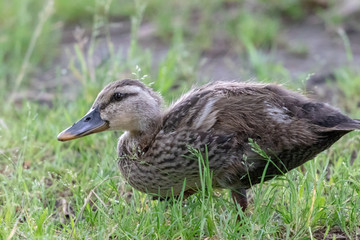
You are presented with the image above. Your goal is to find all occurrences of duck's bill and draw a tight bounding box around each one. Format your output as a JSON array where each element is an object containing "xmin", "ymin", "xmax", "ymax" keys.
[{"xmin": 57, "ymin": 108, "xmax": 109, "ymax": 141}]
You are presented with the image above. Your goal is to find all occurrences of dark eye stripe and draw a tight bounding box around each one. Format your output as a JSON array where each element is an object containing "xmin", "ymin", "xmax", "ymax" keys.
[
  {"xmin": 111, "ymin": 92, "xmax": 138, "ymax": 102},
  {"xmin": 99, "ymin": 92, "xmax": 138, "ymax": 110}
]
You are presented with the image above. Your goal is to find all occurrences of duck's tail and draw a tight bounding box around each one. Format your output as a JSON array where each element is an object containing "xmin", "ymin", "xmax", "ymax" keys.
[
  {"xmin": 334, "ymin": 119, "xmax": 360, "ymax": 131},
  {"xmin": 354, "ymin": 119, "xmax": 360, "ymax": 129}
]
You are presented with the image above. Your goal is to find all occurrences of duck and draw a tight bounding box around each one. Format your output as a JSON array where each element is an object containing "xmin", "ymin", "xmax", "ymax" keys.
[{"xmin": 57, "ymin": 79, "xmax": 360, "ymax": 211}]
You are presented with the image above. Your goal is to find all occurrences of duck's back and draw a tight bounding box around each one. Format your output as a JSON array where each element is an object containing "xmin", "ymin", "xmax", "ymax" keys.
[{"xmin": 144, "ymin": 82, "xmax": 360, "ymax": 193}]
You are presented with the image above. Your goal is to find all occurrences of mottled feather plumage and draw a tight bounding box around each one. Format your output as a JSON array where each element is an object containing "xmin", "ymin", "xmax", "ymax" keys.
[{"xmin": 58, "ymin": 79, "xmax": 360, "ymax": 210}]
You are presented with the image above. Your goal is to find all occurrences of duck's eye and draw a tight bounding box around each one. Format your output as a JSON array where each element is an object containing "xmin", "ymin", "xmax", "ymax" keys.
[{"xmin": 113, "ymin": 92, "xmax": 125, "ymax": 101}]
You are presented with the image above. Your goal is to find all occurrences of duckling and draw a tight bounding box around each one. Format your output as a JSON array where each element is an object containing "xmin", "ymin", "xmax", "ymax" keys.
[{"xmin": 58, "ymin": 79, "xmax": 360, "ymax": 211}]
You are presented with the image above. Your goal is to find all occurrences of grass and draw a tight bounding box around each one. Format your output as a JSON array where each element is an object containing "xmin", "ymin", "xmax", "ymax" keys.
[{"xmin": 1, "ymin": 0, "xmax": 360, "ymax": 239}]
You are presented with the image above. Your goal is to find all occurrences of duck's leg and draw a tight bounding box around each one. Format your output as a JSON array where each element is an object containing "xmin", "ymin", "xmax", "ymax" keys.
[
  {"xmin": 231, "ymin": 188, "xmax": 247, "ymax": 212},
  {"xmin": 183, "ymin": 189, "xmax": 196, "ymax": 199}
]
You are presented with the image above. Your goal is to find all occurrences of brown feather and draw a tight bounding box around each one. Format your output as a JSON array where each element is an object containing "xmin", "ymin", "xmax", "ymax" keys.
[{"xmin": 59, "ymin": 79, "xmax": 360, "ymax": 210}]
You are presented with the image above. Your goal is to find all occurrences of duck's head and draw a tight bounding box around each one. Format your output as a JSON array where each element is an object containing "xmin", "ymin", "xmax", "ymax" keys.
[{"xmin": 57, "ymin": 79, "xmax": 162, "ymax": 141}]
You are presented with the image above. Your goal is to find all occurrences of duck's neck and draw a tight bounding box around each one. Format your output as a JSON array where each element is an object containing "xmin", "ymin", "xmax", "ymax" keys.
[{"xmin": 117, "ymin": 117, "xmax": 162, "ymax": 157}]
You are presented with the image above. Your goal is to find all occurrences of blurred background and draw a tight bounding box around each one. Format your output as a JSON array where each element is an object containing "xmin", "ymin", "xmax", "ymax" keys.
[
  {"xmin": 1, "ymin": 0, "xmax": 360, "ymax": 238},
  {"xmin": 2, "ymin": 0, "xmax": 360, "ymax": 104}
]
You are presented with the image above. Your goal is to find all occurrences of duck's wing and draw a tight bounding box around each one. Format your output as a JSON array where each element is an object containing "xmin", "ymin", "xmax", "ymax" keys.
[{"xmin": 162, "ymin": 88, "xmax": 220, "ymax": 133}]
